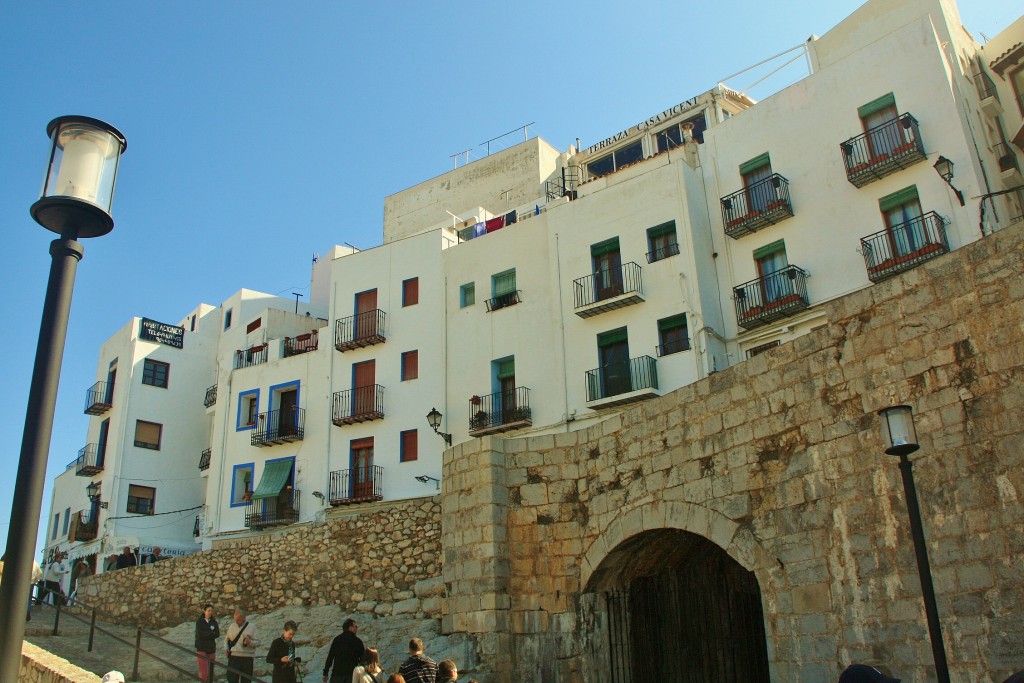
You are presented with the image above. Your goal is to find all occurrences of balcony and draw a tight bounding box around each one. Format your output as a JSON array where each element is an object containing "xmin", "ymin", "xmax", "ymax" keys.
[
  {"xmin": 251, "ymin": 408, "xmax": 305, "ymax": 447},
  {"xmin": 329, "ymin": 466, "xmax": 383, "ymax": 505},
  {"xmin": 841, "ymin": 113, "xmax": 926, "ymax": 188},
  {"xmin": 585, "ymin": 356, "xmax": 659, "ymax": 408},
  {"xmin": 75, "ymin": 443, "xmax": 105, "ymax": 477},
  {"xmin": 734, "ymin": 265, "xmax": 810, "ymax": 331},
  {"xmin": 335, "ymin": 310, "xmax": 386, "ymax": 352},
  {"xmin": 573, "ymin": 262, "xmax": 644, "ymax": 318},
  {"xmin": 203, "ymin": 384, "xmax": 217, "ymax": 408},
  {"xmin": 84, "ymin": 381, "xmax": 112, "ymax": 415},
  {"xmin": 244, "ymin": 488, "xmax": 300, "ymax": 529},
  {"xmin": 485, "ymin": 290, "xmax": 522, "ymax": 312},
  {"xmin": 974, "ymin": 71, "xmax": 1002, "ymax": 117},
  {"xmin": 995, "ymin": 142, "xmax": 1023, "ymax": 187},
  {"xmin": 198, "ymin": 448, "xmax": 212, "ymax": 471},
  {"xmin": 332, "ymin": 386, "xmax": 385, "ymax": 426},
  {"xmin": 721, "ymin": 174, "xmax": 794, "ymax": 239},
  {"xmin": 861, "ymin": 212, "xmax": 949, "ymax": 283},
  {"xmin": 235, "ymin": 344, "xmax": 268, "ymax": 369},
  {"xmin": 283, "ymin": 330, "xmax": 319, "ymax": 357},
  {"xmin": 468, "ymin": 387, "xmax": 532, "ymax": 437},
  {"xmin": 71, "ymin": 509, "xmax": 99, "ymax": 542}
]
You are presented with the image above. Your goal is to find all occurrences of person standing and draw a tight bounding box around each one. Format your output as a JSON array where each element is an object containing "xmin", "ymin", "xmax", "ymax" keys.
[
  {"xmin": 322, "ymin": 618, "xmax": 363, "ymax": 683},
  {"xmin": 42, "ymin": 552, "xmax": 69, "ymax": 605},
  {"xmin": 143, "ymin": 546, "xmax": 167, "ymax": 563},
  {"xmin": 115, "ymin": 546, "xmax": 137, "ymax": 570},
  {"xmin": 266, "ymin": 620, "xmax": 300, "ymax": 683},
  {"xmin": 194, "ymin": 604, "xmax": 220, "ymax": 683},
  {"xmin": 352, "ymin": 647, "xmax": 385, "ymax": 683},
  {"xmin": 397, "ymin": 638, "xmax": 437, "ymax": 683},
  {"xmin": 225, "ymin": 607, "xmax": 257, "ymax": 683}
]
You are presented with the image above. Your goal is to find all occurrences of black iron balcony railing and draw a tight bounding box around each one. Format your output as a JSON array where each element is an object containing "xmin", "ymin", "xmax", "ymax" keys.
[
  {"xmin": 251, "ymin": 408, "xmax": 305, "ymax": 446},
  {"xmin": 72, "ymin": 509, "xmax": 99, "ymax": 542},
  {"xmin": 573, "ymin": 262, "xmax": 644, "ymax": 317},
  {"xmin": 329, "ymin": 465, "xmax": 384, "ymax": 505},
  {"xmin": 734, "ymin": 265, "xmax": 810, "ymax": 330},
  {"xmin": 332, "ymin": 385, "xmax": 385, "ymax": 426},
  {"xmin": 585, "ymin": 356, "xmax": 658, "ymax": 402},
  {"xmin": 198, "ymin": 448, "xmax": 212, "ymax": 471},
  {"xmin": 75, "ymin": 443, "xmax": 105, "ymax": 477},
  {"xmin": 995, "ymin": 142, "xmax": 1020, "ymax": 174},
  {"xmin": 721, "ymin": 174, "xmax": 794, "ymax": 239},
  {"xmin": 841, "ymin": 113, "xmax": 926, "ymax": 188},
  {"xmin": 244, "ymin": 488, "xmax": 300, "ymax": 529},
  {"xmin": 235, "ymin": 344, "xmax": 268, "ymax": 369},
  {"xmin": 283, "ymin": 330, "xmax": 319, "ymax": 357},
  {"xmin": 335, "ymin": 310, "xmax": 386, "ymax": 352},
  {"xmin": 468, "ymin": 387, "xmax": 532, "ymax": 436},
  {"xmin": 203, "ymin": 384, "xmax": 217, "ymax": 408},
  {"xmin": 657, "ymin": 337, "xmax": 691, "ymax": 357},
  {"xmin": 84, "ymin": 381, "xmax": 113, "ymax": 415},
  {"xmin": 646, "ymin": 241, "xmax": 680, "ymax": 263},
  {"xmin": 485, "ymin": 290, "xmax": 522, "ymax": 312},
  {"xmin": 861, "ymin": 212, "xmax": 949, "ymax": 283},
  {"xmin": 973, "ymin": 70, "xmax": 998, "ymax": 101}
]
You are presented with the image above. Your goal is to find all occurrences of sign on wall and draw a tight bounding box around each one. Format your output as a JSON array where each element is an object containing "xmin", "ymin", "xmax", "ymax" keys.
[{"xmin": 140, "ymin": 318, "xmax": 185, "ymax": 349}]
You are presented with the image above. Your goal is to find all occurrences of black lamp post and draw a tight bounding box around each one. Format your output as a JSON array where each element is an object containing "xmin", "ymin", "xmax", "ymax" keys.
[
  {"xmin": 0, "ymin": 116, "xmax": 125, "ymax": 682},
  {"xmin": 878, "ymin": 405, "xmax": 950, "ymax": 683},
  {"xmin": 426, "ymin": 407, "xmax": 452, "ymax": 447},
  {"xmin": 933, "ymin": 155, "xmax": 965, "ymax": 206}
]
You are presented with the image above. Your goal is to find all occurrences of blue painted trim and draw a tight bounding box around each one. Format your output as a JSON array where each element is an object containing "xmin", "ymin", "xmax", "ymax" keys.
[
  {"xmin": 268, "ymin": 379, "xmax": 300, "ymax": 412},
  {"xmin": 264, "ymin": 454, "xmax": 296, "ymax": 486},
  {"xmin": 230, "ymin": 462, "xmax": 255, "ymax": 507},
  {"xmin": 236, "ymin": 388, "xmax": 260, "ymax": 431}
]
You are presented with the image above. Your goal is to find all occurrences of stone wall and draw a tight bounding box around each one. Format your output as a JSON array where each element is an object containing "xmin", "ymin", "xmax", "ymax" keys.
[
  {"xmin": 20, "ymin": 641, "xmax": 100, "ymax": 683},
  {"xmin": 78, "ymin": 497, "xmax": 442, "ymax": 629},
  {"xmin": 442, "ymin": 222, "xmax": 1024, "ymax": 682}
]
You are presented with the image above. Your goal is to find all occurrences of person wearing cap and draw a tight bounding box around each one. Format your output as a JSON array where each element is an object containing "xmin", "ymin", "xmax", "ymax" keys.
[
  {"xmin": 102, "ymin": 672, "xmax": 126, "ymax": 683},
  {"xmin": 838, "ymin": 663, "xmax": 900, "ymax": 683}
]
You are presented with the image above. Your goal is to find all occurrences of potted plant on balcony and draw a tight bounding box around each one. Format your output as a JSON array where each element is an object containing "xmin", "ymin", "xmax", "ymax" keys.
[{"xmin": 470, "ymin": 410, "xmax": 489, "ymax": 430}]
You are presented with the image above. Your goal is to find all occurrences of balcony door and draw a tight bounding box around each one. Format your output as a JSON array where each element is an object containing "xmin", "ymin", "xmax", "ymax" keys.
[
  {"xmin": 96, "ymin": 419, "xmax": 110, "ymax": 468},
  {"xmin": 882, "ymin": 189, "xmax": 925, "ymax": 257},
  {"xmin": 495, "ymin": 358, "xmax": 516, "ymax": 424},
  {"xmin": 859, "ymin": 94, "xmax": 901, "ymax": 158},
  {"xmin": 598, "ymin": 328, "xmax": 632, "ymax": 397},
  {"xmin": 353, "ymin": 360, "xmax": 376, "ymax": 416},
  {"xmin": 742, "ymin": 154, "xmax": 774, "ymax": 214},
  {"xmin": 592, "ymin": 238, "xmax": 623, "ymax": 301},
  {"xmin": 351, "ymin": 438, "xmax": 374, "ymax": 499},
  {"xmin": 354, "ymin": 289, "xmax": 378, "ymax": 340},
  {"xmin": 277, "ymin": 389, "xmax": 298, "ymax": 437},
  {"xmin": 755, "ymin": 244, "xmax": 790, "ymax": 304}
]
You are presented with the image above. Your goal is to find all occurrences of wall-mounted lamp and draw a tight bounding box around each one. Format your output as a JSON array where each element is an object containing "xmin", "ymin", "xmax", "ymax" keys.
[
  {"xmin": 877, "ymin": 405, "xmax": 950, "ymax": 683},
  {"xmin": 933, "ymin": 155, "xmax": 965, "ymax": 206},
  {"xmin": 86, "ymin": 481, "xmax": 101, "ymax": 499},
  {"xmin": 311, "ymin": 491, "xmax": 326, "ymax": 506},
  {"xmin": 415, "ymin": 475, "xmax": 440, "ymax": 491},
  {"xmin": 426, "ymin": 407, "xmax": 452, "ymax": 447}
]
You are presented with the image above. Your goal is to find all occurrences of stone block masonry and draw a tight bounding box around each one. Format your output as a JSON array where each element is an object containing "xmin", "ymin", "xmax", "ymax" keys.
[
  {"xmin": 442, "ymin": 222, "xmax": 1024, "ymax": 682},
  {"xmin": 77, "ymin": 497, "xmax": 442, "ymax": 630}
]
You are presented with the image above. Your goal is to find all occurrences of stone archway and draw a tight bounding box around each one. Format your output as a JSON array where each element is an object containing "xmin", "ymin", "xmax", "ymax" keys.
[{"xmin": 582, "ymin": 528, "xmax": 771, "ymax": 683}]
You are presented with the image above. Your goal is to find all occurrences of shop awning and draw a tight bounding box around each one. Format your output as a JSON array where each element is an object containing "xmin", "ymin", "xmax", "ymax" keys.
[{"xmin": 252, "ymin": 460, "xmax": 292, "ymax": 499}]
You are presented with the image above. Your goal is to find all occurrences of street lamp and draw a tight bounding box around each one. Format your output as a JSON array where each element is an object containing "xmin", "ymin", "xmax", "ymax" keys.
[
  {"xmin": 415, "ymin": 475, "xmax": 441, "ymax": 490},
  {"xmin": 0, "ymin": 116, "xmax": 125, "ymax": 682},
  {"xmin": 877, "ymin": 405, "xmax": 950, "ymax": 683},
  {"xmin": 933, "ymin": 155, "xmax": 965, "ymax": 207},
  {"xmin": 426, "ymin": 407, "xmax": 452, "ymax": 447}
]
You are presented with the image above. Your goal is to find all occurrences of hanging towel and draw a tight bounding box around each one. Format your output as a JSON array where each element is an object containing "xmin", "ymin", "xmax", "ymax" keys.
[
  {"xmin": 534, "ymin": 205, "xmax": 541, "ymax": 216},
  {"xmin": 485, "ymin": 216, "xmax": 505, "ymax": 233},
  {"xmin": 505, "ymin": 210, "xmax": 518, "ymax": 226},
  {"xmin": 472, "ymin": 222, "xmax": 486, "ymax": 238},
  {"xmin": 459, "ymin": 226, "xmax": 475, "ymax": 242}
]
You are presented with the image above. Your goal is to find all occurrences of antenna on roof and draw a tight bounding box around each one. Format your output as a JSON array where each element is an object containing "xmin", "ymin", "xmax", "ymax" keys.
[
  {"xmin": 312, "ymin": 252, "xmax": 319, "ymax": 265},
  {"xmin": 292, "ymin": 293, "xmax": 302, "ymax": 314}
]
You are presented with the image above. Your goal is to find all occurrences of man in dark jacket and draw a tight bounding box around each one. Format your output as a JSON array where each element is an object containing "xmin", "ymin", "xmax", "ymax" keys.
[
  {"xmin": 115, "ymin": 547, "xmax": 137, "ymax": 570},
  {"xmin": 322, "ymin": 618, "xmax": 363, "ymax": 683},
  {"xmin": 397, "ymin": 638, "xmax": 437, "ymax": 683}
]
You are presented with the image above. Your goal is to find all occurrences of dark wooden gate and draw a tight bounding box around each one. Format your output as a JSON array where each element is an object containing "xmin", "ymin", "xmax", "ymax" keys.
[{"xmin": 605, "ymin": 541, "xmax": 769, "ymax": 683}]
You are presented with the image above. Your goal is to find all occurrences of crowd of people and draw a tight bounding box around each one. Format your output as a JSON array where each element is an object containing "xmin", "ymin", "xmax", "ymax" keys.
[{"xmin": 194, "ymin": 608, "xmax": 474, "ymax": 683}]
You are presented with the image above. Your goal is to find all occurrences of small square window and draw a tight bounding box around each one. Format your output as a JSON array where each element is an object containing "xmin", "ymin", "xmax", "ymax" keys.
[
  {"xmin": 224, "ymin": 308, "xmax": 233, "ymax": 330},
  {"xmin": 52, "ymin": 514, "xmax": 59, "ymax": 540},
  {"xmin": 400, "ymin": 429, "xmax": 418, "ymax": 462},
  {"xmin": 657, "ymin": 314, "xmax": 690, "ymax": 356},
  {"xmin": 230, "ymin": 464, "xmax": 254, "ymax": 507},
  {"xmin": 402, "ymin": 277, "xmax": 419, "ymax": 306},
  {"xmin": 646, "ymin": 221, "xmax": 679, "ymax": 263},
  {"xmin": 460, "ymin": 283, "xmax": 475, "ymax": 308},
  {"xmin": 134, "ymin": 420, "xmax": 162, "ymax": 450},
  {"xmin": 127, "ymin": 484, "xmax": 156, "ymax": 515},
  {"xmin": 62, "ymin": 508, "xmax": 71, "ymax": 535},
  {"xmin": 237, "ymin": 390, "xmax": 260, "ymax": 430},
  {"xmin": 401, "ymin": 351, "xmax": 419, "ymax": 381},
  {"xmin": 142, "ymin": 359, "xmax": 170, "ymax": 388}
]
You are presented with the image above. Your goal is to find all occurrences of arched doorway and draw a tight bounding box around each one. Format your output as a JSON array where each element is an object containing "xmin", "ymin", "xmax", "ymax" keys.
[{"xmin": 584, "ymin": 528, "xmax": 770, "ymax": 683}]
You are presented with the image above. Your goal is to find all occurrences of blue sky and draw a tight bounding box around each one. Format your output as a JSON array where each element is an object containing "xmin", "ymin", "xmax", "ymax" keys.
[{"xmin": 0, "ymin": 1, "xmax": 1014, "ymax": 557}]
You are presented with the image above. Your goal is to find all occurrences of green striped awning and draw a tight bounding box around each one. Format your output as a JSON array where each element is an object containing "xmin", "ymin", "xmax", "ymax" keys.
[
  {"xmin": 493, "ymin": 270, "xmax": 517, "ymax": 296},
  {"xmin": 598, "ymin": 327, "xmax": 628, "ymax": 347},
  {"xmin": 739, "ymin": 152, "xmax": 771, "ymax": 176},
  {"xmin": 858, "ymin": 92, "xmax": 896, "ymax": 119},
  {"xmin": 496, "ymin": 359, "xmax": 516, "ymax": 380},
  {"xmin": 252, "ymin": 459, "xmax": 292, "ymax": 499},
  {"xmin": 879, "ymin": 186, "xmax": 919, "ymax": 212},
  {"xmin": 591, "ymin": 238, "xmax": 620, "ymax": 258},
  {"xmin": 658, "ymin": 314, "xmax": 687, "ymax": 332}
]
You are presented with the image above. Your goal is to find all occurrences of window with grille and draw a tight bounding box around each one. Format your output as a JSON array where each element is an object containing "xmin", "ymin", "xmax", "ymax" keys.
[
  {"xmin": 646, "ymin": 222, "xmax": 679, "ymax": 263},
  {"xmin": 127, "ymin": 485, "xmax": 156, "ymax": 515},
  {"xmin": 460, "ymin": 283, "xmax": 475, "ymax": 307},
  {"xmin": 657, "ymin": 315, "xmax": 690, "ymax": 356}
]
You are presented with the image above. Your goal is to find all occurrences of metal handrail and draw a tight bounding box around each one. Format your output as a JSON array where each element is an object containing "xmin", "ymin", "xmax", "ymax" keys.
[{"xmin": 35, "ymin": 587, "xmax": 269, "ymax": 682}]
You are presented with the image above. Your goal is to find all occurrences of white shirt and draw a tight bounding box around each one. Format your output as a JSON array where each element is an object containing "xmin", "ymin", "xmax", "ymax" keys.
[{"xmin": 43, "ymin": 561, "xmax": 69, "ymax": 582}]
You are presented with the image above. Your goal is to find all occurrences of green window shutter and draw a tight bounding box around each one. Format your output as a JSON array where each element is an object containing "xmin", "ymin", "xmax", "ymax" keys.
[
  {"xmin": 658, "ymin": 314, "xmax": 687, "ymax": 332},
  {"xmin": 252, "ymin": 459, "xmax": 293, "ymax": 499},
  {"xmin": 496, "ymin": 359, "xmax": 515, "ymax": 379},
  {"xmin": 878, "ymin": 186, "xmax": 919, "ymax": 213},
  {"xmin": 753, "ymin": 239, "xmax": 786, "ymax": 261},
  {"xmin": 493, "ymin": 269, "xmax": 516, "ymax": 296},
  {"xmin": 591, "ymin": 238, "xmax": 620, "ymax": 258},
  {"xmin": 647, "ymin": 221, "xmax": 676, "ymax": 238},
  {"xmin": 857, "ymin": 92, "xmax": 896, "ymax": 119},
  {"xmin": 739, "ymin": 152, "xmax": 771, "ymax": 176},
  {"xmin": 598, "ymin": 327, "xmax": 628, "ymax": 347}
]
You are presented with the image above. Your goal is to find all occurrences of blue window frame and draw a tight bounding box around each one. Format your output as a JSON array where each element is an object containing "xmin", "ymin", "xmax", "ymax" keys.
[
  {"xmin": 230, "ymin": 463, "xmax": 255, "ymax": 507},
  {"xmin": 236, "ymin": 389, "xmax": 260, "ymax": 431}
]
